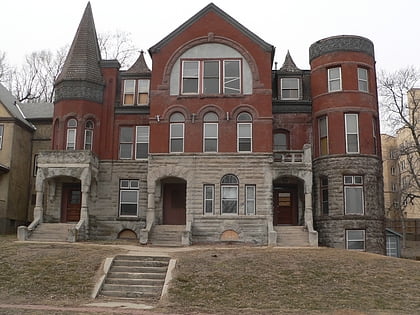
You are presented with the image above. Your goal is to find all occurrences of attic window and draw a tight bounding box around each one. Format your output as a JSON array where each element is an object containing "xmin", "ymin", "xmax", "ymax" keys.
[
  {"xmin": 123, "ymin": 79, "xmax": 150, "ymax": 105},
  {"xmin": 281, "ymin": 78, "xmax": 300, "ymax": 100}
]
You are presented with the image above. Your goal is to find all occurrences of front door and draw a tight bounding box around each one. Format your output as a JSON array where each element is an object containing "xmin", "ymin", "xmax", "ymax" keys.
[
  {"xmin": 61, "ymin": 184, "xmax": 81, "ymax": 222},
  {"xmin": 273, "ymin": 187, "xmax": 297, "ymax": 225},
  {"xmin": 163, "ymin": 183, "xmax": 186, "ymax": 225}
]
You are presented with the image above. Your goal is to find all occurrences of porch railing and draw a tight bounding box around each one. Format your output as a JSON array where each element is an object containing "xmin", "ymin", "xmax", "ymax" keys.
[{"xmin": 274, "ymin": 150, "xmax": 304, "ymax": 163}]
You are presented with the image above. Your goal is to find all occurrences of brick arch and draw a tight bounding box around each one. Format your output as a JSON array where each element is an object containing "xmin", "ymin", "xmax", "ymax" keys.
[
  {"xmin": 196, "ymin": 104, "xmax": 225, "ymax": 120},
  {"xmin": 161, "ymin": 36, "xmax": 261, "ymax": 88},
  {"xmin": 161, "ymin": 104, "xmax": 191, "ymax": 122},
  {"xmin": 231, "ymin": 104, "xmax": 260, "ymax": 120}
]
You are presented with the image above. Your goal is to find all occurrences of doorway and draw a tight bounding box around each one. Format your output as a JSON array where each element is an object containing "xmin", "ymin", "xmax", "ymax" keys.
[
  {"xmin": 273, "ymin": 186, "xmax": 297, "ymax": 225},
  {"xmin": 163, "ymin": 182, "xmax": 186, "ymax": 225},
  {"xmin": 61, "ymin": 183, "xmax": 81, "ymax": 222}
]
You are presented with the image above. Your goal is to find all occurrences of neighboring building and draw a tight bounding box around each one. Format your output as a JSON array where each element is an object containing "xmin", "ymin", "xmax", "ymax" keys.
[
  {"xmin": 0, "ymin": 83, "xmax": 35, "ymax": 233},
  {"xmin": 381, "ymin": 133, "xmax": 399, "ymax": 218},
  {"xmin": 17, "ymin": 3, "xmax": 385, "ymax": 253}
]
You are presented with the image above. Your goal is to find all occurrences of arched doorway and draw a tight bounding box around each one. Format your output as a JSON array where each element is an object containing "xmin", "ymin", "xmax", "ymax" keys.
[{"xmin": 162, "ymin": 177, "xmax": 186, "ymax": 225}]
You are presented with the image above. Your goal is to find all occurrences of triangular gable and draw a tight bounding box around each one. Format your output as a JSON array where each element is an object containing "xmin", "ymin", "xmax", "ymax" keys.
[
  {"xmin": 149, "ymin": 3, "xmax": 274, "ymax": 54},
  {"xmin": 0, "ymin": 83, "xmax": 34, "ymax": 130}
]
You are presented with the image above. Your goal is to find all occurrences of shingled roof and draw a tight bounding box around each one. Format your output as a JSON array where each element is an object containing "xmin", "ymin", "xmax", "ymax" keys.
[
  {"xmin": 125, "ymin": 51, "xmax": 151, "ymax": 75},
  {"xmin": 55, "ymin": 2, "xmax": 103, "ymax": 86},
  {"xmin": 279, "ymin": 51, "xmax": 301, "ymax": 72},
  {"xmin": 0, "ymin": 83, "xmax": 34, "ymax": 130}
]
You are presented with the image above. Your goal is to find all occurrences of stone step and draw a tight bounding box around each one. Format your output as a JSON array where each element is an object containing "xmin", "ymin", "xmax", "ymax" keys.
[
  {"xmin": 112, "ymin": 260, "xmax": 168, "ymax": 268},
  {"xmin": 110, "ymin": 266, "xmax": 168, "ymax": 274},
  {"xmin": 107, "ymin": 272, "xmax": 166, "ymax": 280},
  {"xmin": 105, "ymin": 278, "xmax": 163, "ymax": 286},
  {"xmin": 274, "ymin": 226, "xmax": 310, "ymax": 247},
  {"xmin": 28, "ymin": 223, "xmax": 74, "ymax": 242},
  {"xmin": 114, "ymin": 255, "xmax": 170, "ymax": 262},
  {"xmin": 100, "ymin": 290, "xmax": 159, "ymax": 299},
  {"xmin": 149, "ymin": 225, "xmax": 184, "ymax": 246},
  {"xmin": 102, "ymin": 284, "xmax": 162, "ymax": 294}
]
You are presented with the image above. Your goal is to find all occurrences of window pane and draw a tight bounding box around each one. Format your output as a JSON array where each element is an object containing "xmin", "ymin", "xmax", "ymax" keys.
[
  {"xmin": 221, "ymin": 174, "xmax": 239, "ymax": 184},
  {"xmin": 124, "ymin": 80, "xmax": 135, "ymax": 92},
  {"xmin": 237, "ymin": 112, "xmax": 252, "ymax": 121},
  {"xmin": 347, "ymin": 134, "xmax": 359, "ymax": 153},
  {"xmin": 183, "ymin": 61, "xmax": 199, "ymax": 77},
  {"xmin": 203, "ymin": 60, "xmax": 219, "ymax": 93},
  {"xmin": 222, "ymin": 200, "xmax": 237, "ymax": 214},
  {"xmin": 182, "ymin": 61, "xmax": 199, "ymax": 94},
  {"xmin": 329, "ymin": 67, "xmax": 340, "ymax": 79},
  {"xmin": 121, "ymin": 190, "xmax": 137, "ymax": 203},
  {"xmin": 136, "ymin": 126, "xmax": 149, "ymax": 142},
  {"xmin": 205, "ymin": 200, "xmax": 213, "ymax": 214},
  {"xmin": 204, "ymin": 112, "xmax": 218, "ymax": 122},
  {"xmin": 346, "ymin": 115, "xmax": 358, "ymax": 133},
  {"xmin": 205, "ymin": 139, "xmax": 217, "ymax": 152},
  {"xmin": 138, "ymin": 80, "xmax": 149, "ymax": 92},
  {"xmin": 84, "ymin": 129, "xmax": 93, "ymax": 150},
  {"xmin": 204, "ymin": 123, "xmax": 217, "ymax": 137},
  {"xmin": 329, "ymin": 80, "xmax": 341, "ymax": 91},
  {"xmin": 238, "ymin": 124, "xmax": 251, "ymax": 137},
  {"xmin": 348, "ymin": 241, "xmax": 365, "ymax": 250},
  {"xmin": 204, "ymin": 61, "xmax": 219, "ymax": 77},
  {"xmin": 120, "ymin": 127, "xmax": 133, "ymax": 142},
  {"xmin": 120, "ymin": 143, "xmax": 132, "ymax": 159},
  {"xmin": 205, "ymin": 186, "xmax": 214, "ymax": 199},
  {"xmin": 223, "ymin": 187, "xmax": 237, "ymax": 198},
  {"xmin": 120, "ymin": 204, "xmax": 137, "ymax": 216},
  {"xmin": 138, "ymin": 93, "xmax": 149, "ymax": 105},
  {"xmin": 203, "ymin": 78, "xmax": 219, "ymax": 94},
  {"xmin": 136, "ymin": 143, "xmax": 148, "ymax": 158},
  {"xmin": 170, "ymin": 113, "xmax": 185, "ymax": 122},
  {"xmin": 183, "ymin": 78, "xmax": 198, "ymax": 93},
  {"xmin": 66, "ymin": 129, "xmax": 76, "ymax": 150},
  {"xmin": 67, "ymin": 119, "xmax": 77, "ymax": 127},
  {"xmin": 345, "ymin": 187, "xmax": 363, "ymax": 214},
  {"xmin": 239, "ymin": 138, "xmax": 251, "ymax": 151},
  {"xmin": 224, "ymin": 60, "xmax": 240, "ymax": 94},
  {"xmin": 171, "ymin": 124, "xmax": 184, "ymax": 137},
  {"xmin": 225, "ymin": 60, "xmax": 239, "ymax": 77},
  {"xmin": 274, "ymin": 133, "xmax": 287, "ymax": 150},
  {"xmin": 171, "ymin": 139, "xmax": 183, "ymax": 152}
]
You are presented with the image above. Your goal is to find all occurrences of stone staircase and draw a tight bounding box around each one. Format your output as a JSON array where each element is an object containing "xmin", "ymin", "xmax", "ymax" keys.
[
  {"xmin": 149, "ymin": 225, "xmax": 184, "ymax": 246},
  {"xmin": 274, "ymin": 226, "xmax": 310, "ymax": 247},
  {"xmin": 100, "ymin": 255, "xmax": 170, "ymax": 301},
  {"xmin": 28, "ymin": 223, "xmax": 73, "ymax": 242}
]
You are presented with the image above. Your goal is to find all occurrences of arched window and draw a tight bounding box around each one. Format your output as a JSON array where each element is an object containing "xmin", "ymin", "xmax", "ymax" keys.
[
  {"xmin": 221, "ymin": 174, "xmax": 239, "ymax": 214},
  {"xmin": 170, "ymin": 112, "xmax": 185, "ymax": 153},
  {"xmin": 203, "ymin": 112, "xmax": 218, "ymax": 152},
  {"xmin": 237, "ymin": 112, "xmax": 252, "ymax": 152},
  {"xmin": 273, "ymin": 131, "xmax": 289, "ymax": 151},
  {"xmin": 84, "ymin": 120, "xmax": 94, "ymax": 150},
  {"xmin": 66, "ymin": 118, "xmax": 77, "ymax": 150}
]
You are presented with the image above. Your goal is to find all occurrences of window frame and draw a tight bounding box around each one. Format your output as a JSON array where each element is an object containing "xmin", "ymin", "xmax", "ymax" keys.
[
  {"xmin": 357, "ymin": 67, "xmax": 369, "ymax": 92},
  {"xmin": 119, "ymin": 179, "xmax": 139, "ymax": 217},
  {"xmin": 346, "ymin": 229, "xmax": 366, "ymax": 251},
  {"xmin": 320, "ymin": 176, "xmax": 329, "ymax": 215},
  {"xmin": 135, "ymin": 126, "xmax": 149, "ymax": 159},
  {"xmin": 169, "ymin": 113, "xmax": 185, "ymax": 153},
  {"xmin": 345, "ymin": 113, "xmax": 360, "ymax": 154},
  {"xmin": 137, "ymin": 79, "xmax": 150, "ymax": 105},
  {"xmin": 66, "ymin": 118, "xmax": 77, "ymax": 150},
  {"xmin": 203, "ymin": 122, "xmax": 218, "ymax": 152},
  {"xmin": 280, "ymin": 77, "xmax": 300, "ymax": 100},
  {"xmin": 221, "ymin": 174, "xmax": 239, "ymax": 215},
  {"xmin": 344, "ymin": 175, "xmax": 364, "ymax": 215},
  {"xmin": 237, "ymin": 112, "xmax": 252, "ymax": 153},
  {"xmin": 245, "ymin": 185, "xmax": 256, "ymax": 215},
  {"xmin": 328, "ymin": 66, "xmax": 342, "ymax": 92},
  {"xmin": 122, "ymin": 79, "xmax": 150, "ymax": 106},
  {"xmin": 203, "ymin": 184, "xmax": 215, "ymax": 215},
  {"xmin": 319, "ymin": 116, "xmax": 328, "ymax": 155},
  {"xmin": 119, "ymin": 126, "xmax": 134, "ymax": 159},
  {"xmin": 84, "ymin": 120, "xmax": 94, "ymax": 150},
  {"xmin": 273, "ymin": 131, "xmax": 289, "ymax": 151},
  {"xmin": 0, "ymin": 124, "xmax": 3, "ymax": 150},
  {"xmin": 223, "ymin": 59, "xmax": 241, "ymax": 94}
]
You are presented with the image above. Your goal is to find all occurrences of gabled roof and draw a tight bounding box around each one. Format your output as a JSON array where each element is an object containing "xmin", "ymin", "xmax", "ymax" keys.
[
  {"xmin": 279, "ymin": 51, "xmax": 301, "ymax": 72},
  {"xmin": 125, "ymin": 51, "xmax": 151, "ymax": 75},
  {"xmin": 149, "ymin": 3, "xmax": 274, "ymax": 54},
  {"xmin": 0, "ymin": 83, "xmax": 34, "ymax": 130},
  {"xmin": 19, "ymin": 102, "xmax": 53, "ymax": 120},
  {"xmin": 55, "ymin": 2, "xmax": 103, "ymax": 86}
]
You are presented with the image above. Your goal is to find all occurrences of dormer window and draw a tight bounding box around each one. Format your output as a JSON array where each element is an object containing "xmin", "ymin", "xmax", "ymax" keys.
[
  {"xmin": 281, "ymin": 78, "xmax": 300, "ymax": 100},
  {"xmin": 122, "ymin": 79, "xmax": 150, "ymax": 105},
  {"xmin": 181, "ymin": 59, "xmax": 241, "ymax": 95}
]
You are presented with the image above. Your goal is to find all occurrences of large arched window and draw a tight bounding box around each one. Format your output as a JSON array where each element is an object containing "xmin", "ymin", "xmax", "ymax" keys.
[
  {"xmin": 66, "ymin": 118, "xmax": 77, "ymax": 150},
  {"xmin": 237, "ymin": 112, "xmax": 252, "ymax": 152},
  {"xmin": 170, "ymin": 112, "xmax": 185, "ymax": 153},
  {"xmin": 84, "ymin": 120, "xmax": 94, "ymax": 150},
  {"xmin": 221, "ymin": 174, "xmax": 239, "ymax": 214},
  {"xmin": 203, "ymin": 112, "xmax": 218, "ymax": 152}
]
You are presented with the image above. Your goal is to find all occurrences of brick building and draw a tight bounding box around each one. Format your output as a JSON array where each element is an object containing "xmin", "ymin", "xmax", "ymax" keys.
[{"xmin": 17, "ymin": 3, "xmax": 385, "ymax": 253}]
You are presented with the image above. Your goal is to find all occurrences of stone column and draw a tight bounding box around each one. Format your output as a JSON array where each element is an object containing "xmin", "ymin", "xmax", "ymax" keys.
[
  {"xmin": 33, "ymin": 169, "xmax": 45, "ymax": 224},
  {"xmin": 140, "ymin": 189, "xmax": 155, "ymax": 244}
]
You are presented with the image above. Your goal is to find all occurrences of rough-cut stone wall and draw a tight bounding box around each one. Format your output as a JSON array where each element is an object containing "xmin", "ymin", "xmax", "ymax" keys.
[
  {"xmin": 148, "ymin": 153, "xmax": 273, "ymax": 243},
  {"xmin": 88, "ymin": 160, "xmax": 148, "ymax": 240},
  {"xmin": 313, "ymin": 155, "xmax": 385, "ymax": 254}
]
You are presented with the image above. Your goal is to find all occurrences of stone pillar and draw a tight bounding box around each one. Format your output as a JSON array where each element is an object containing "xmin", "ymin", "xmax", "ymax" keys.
[
  {"xmin": 33, "ymin": 169, "xmax": 45, "ymax": 223},
  {"xmin": 140, "ymin": 189, "xmax": 155, "ymax": 245},
  {"xmin": 80, "ymin": 168, "xmax": 91, "ymax": 239}
]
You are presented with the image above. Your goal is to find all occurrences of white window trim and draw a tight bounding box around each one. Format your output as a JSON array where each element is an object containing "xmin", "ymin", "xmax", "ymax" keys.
[
  {"xmin": 135, "ymin": 126, "xmax": 149, "ymax": 159},
  {"xmin": 357, "ymin": 68, "xmax": 369, "ymax": 92},
  {"xmin": 345, "ymin": 113, "xmax": 360, "ymax": 154},
  {"xmin": 221, "ymin": 185, "xmax": 239, "ymax": 215},
  {"xmin": 237, "ymin": 122, "xmax": 252, "ymax": 153},
  {"xmin": 119, "ymin": 179, "xmax": 139, "ymax": 217},
  {"xmin": 346, "ymin": 229, "xmax": 366, "ymax": 251},
  {"xmin": 0, "ymin": 125, "xmax": 3, "ymax": 150},
  {"xmin": 123, "ymin": 79, "xmax": 136, "ymax": 105},
  {"xmin": 84, "ymin": 129, "xmax": 93, "ymax": 150},
  {"xmin": 344, "ymin": 175, "xmax": 364, "ymax": 215},
  {"xmin": 170, "ymin": 122, "xmax": 184, "ymax": 153},
  {"xmin": 328, "ymin": 67, "xmax": 342, "ymax": 92},
  {"xmin": 137, "ymin": 79, "xmax": 150, "ymax": 105},
  {"xmin": 203, "ymin": 184, "xmax": 215, "ymax": 215},
  {"xmin": 202, "ymin": 60, "xmax": 220, "ymax": 94},
  {"xmin": 319, "ymin": 116, "xmax": 328, "ymax": 155},
  {"xmin": 280, "ymin": 78, "xmax": 300, "ymax": 100},
  {"xmin": 203, "ymin": 122, "xmax": 218, "ymax": 152},
  {"xmin": 223, "ymin": 60, "xmax": 241, "ymax": 94},
  {"xmin": 66, "ymin": 128, "xmax": 76, "ymax": 150},
  {"xmin": 181, "ymin": 60, "xmax": 200, "ymax": 95},
  {"xmin": 119, "ymin": 127, "xmax": 134, "ymax": 160},
  {"xmin": 245, "ymin": 185, "xmax": 256, "ymax": 215}
]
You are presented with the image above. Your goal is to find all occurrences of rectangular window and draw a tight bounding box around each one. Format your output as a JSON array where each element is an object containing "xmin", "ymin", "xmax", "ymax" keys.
[
  {"xmin": 182, "ymin": 61, "xmax": 199, "ymax": 94},
  {"xmin": 84, "ymin": 129, "xmax": 93, "ymax": 150},
  {"xmin": 203, "ymin": 123, "xmax": 218, "ymax": 152},
  {"xmin": 0, "ymin": 125, "xmax": 3, "ymax": 149},
  {"xmin": 245, "ymin": 185, "xmax": 256, "ymax": 215},
  {"xmin": 123, "ymin": 80, "xmax": 135, "ymax": 105},
  {"xmin": 135, "ymin": 126, "xmax": 149, "ymax": 159},
  {"xmin": 344, "ymin": 175, "xmax": 364, "ymax": 214},
  {"xmin": 119, "ymin": 179, "xmax": 139, "ymax": 216},
  {"xmin": 119, "ymin": 127, "xmax": 133, "ymax": 159},
  {"xmin": 237, "ymin": 123, "xmax": 252, "ymax": 152},
  {"xmin": 321, "ymin": 177, "xmax": 329, "ymax": 215},
  {"xmin": 391, "ymin": 167, "xmax": 396, "ymax": 176},
  {"xmin": 170, "ymin": 123, "xmax": 184, "ymax": 153},
  {"xmin": 345, "ymin": 113, "xmax": 359, "ymax": 153},
  {"xmin": 319, "ymin": 116, "xmax": 328, "ymax": 155},
  {"xmin": 203, "ymin": 185, "xmax": 214, "ymax": 215},
  {"xmin": 392, "ymin": 183, "xmax": 397, "ymax": 192},
  {"xmin": 203, "ymin": 60, "xmax": 220, "ymax": 94},
  {"xmin": 346, "ymin": 230, "xmax": 365, "ymax": 251},
  {"xmin": 137, "ymin": 80, "xmax": 150, "ymax": 105},
  {"xmin": 33, "ymin": 154, "xmax": 38, "ymax": 177},
  {"xmin": 281, "ymin": 78, "xmax": 300, "ymax": 100},
  {"xmin": 328, "ymin": 67, "xmax": 342, "ymax": 92},
  {"xmin": 224, "ymin": 60, "xmax": 241, "ymax": 94},
  {"xmin": 358, "ymin": 68, "xmax": 368, "ymax": 92},
  {"xmin": 221, "ymin": 186, "xmax": 238, "ymax": 214},
  {"xmin": 66, "ymin": 129, "xmax": 76, "ymax": 150}
]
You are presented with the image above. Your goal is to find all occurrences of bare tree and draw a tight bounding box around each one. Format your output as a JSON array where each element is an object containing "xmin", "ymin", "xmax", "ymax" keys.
[
  {"xmin": 379, "ymin": 66, "xmax": 420, "ymax": 246},
  {"xmin": 0, "ymin": 51, "xmax": 10, "ymax": 83},
  {"xmin": 98, "ymin": 30, "xmax": 138, "ymax": 68}
]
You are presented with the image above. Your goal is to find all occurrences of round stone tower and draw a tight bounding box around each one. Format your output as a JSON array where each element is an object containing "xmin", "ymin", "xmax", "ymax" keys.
[{"xmin": 309, "ymin": 35, "xmax": 384, "ymax": 254}]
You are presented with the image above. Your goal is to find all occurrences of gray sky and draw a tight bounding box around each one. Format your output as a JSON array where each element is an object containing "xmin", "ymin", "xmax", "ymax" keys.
[{"xmin": 1, "ymin": 0, "xmax": 418, "ymax": 72}]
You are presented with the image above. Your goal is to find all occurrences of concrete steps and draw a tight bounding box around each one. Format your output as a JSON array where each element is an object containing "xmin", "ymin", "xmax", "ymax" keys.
[
  {"xmin": 149, "ymin": 225, "xmax": 184, "ymax": 246},
  {"xmin": 274, "ymin": 226, "xmax": 310, "ymax": 247},
  {"xmin": 100, "ymin": 255, "xmax": 170, "ymax": 300},
  {"xmin": 28, "ymin": 223, "xmax": 73, "ymax": 242}
]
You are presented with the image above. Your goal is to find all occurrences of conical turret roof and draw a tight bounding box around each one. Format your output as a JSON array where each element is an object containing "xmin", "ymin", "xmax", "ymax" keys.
[
  {"xmin": 279, "ymin": 51, "xmax": 300, "ymax": 72},
  {"xmin": 126, "ymin": 51, "xmax": 151, "ymax": 74},
  {"xmin": 55, "ymin": 2, "xmax": 103, "ymax": 86}
]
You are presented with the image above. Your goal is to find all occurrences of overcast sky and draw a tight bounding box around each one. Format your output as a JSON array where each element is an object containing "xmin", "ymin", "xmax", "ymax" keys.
[{"xmin": 1, "ymin": 0, "xmax": 418, "ymax": 72}]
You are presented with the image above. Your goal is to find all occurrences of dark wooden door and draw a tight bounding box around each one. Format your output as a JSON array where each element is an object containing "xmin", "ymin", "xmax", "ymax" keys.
[
  {"xmin": 163, "ymin": 183, "xmax": 186, "ymax": 225},
  {"xmin": 61, "ymin": 184, "xmax": 81, "ymax": 222},
  {"xmin": 273, "ymin": 187, "xmax": 297, "ymax": 225}
]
